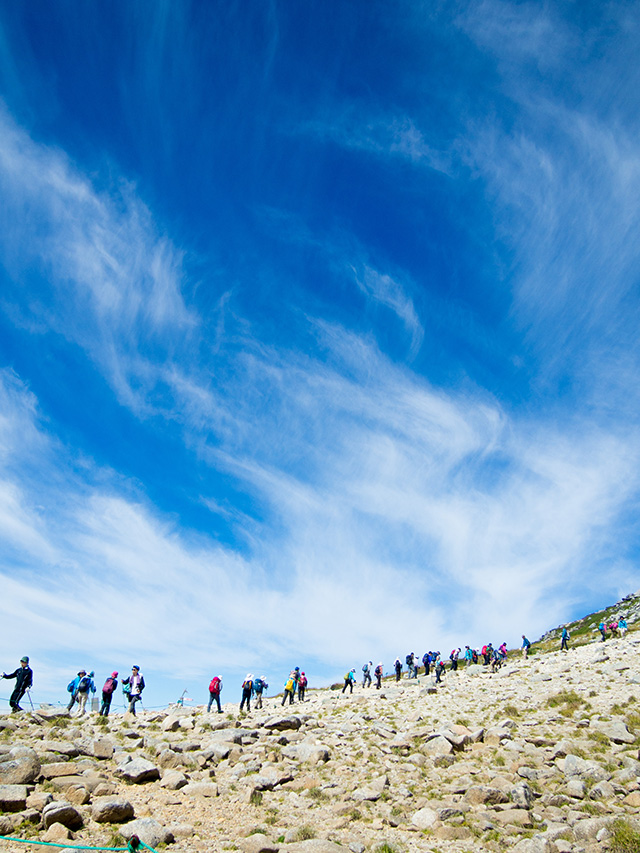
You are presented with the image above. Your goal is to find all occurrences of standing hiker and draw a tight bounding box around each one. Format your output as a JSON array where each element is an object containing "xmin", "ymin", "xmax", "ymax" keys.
[
  {"xmin": 240, "ymin": 674, "xmax": 253, "ymax": 712},
  {"xmin": 598, "ymin": 621, "xmax": 607, "ymax": 642},
  {"xmin": 394, "ymin": 658, "xmax": 402, "ymax": 682},
  {"xmin": 282, "ymin": 673, "xmax": 296, "ymax": 705},
  {"xmin": 100, "ymin": 672, "xmax": 118, "ymax": 716},
  {"xmin": 2, "ymin": 656, "xmax": 32, "ymax": 713},
  {"xmin": 560, "ymin": 627, "xmax": 570, "ymax": 651},
  {"xmin": 362, "ymin": 661, "xmax": 372, "ymax": 688},
  {"xmin": 207, "ymin": 675, "xmax": 223, "ymax": 713},
  {"xmin": 122, "ymin": 666, "xmax": 145, "ymax": 715},
  {"xmin": 67, "ymin": 670, "xmax": 89, "ymax": 713},
  {"xmin": 374, "ymin": 662, "xmax": 383, "ymax": 689},
  {"xmin": 521, "ymin": 636, "xmax": 531, "ymax": 659},
  {"xmin": 297, "ymin": 672, "xmax": 307, "ymax": 702},
  {"xmin": 619, "ymin": 616, "xmax": 628, "ymax": 638},
  {"xmin": 435, "ymin": 659, "xmax": 446, "ymax": 684}
]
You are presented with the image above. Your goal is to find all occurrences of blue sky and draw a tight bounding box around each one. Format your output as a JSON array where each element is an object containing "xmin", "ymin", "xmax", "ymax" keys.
[{"xmin": 1, "ymin": 0, "xmax": 639, "ymax": 707}]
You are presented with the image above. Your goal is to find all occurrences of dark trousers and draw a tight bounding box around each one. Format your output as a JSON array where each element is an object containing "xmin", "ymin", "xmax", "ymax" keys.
[
  {"xmin": 10, "ymin": 687, "xmax": 25, "ymax": 711},
  {"xmin": 395, "ymin": 668, "xmax": 401, "ymax": 682},
  {"xmin": 100, "ymin": 692, "xmax": 113, "ymax": 716},
  {"xmin": 240, "ymin": 689, "xmax": 251, "ymax": 712},
  {"xmin": 207, "ymin": 691, "xmax": 222, "ymax": 713},
  {"xmin": 297, "ymin": 687, "xmax": 305, "ymax": 702},
  {"xmin": 128, "ymin": 694, "xmax": 142, "ymax": 715},
  {"xmin": 281, "ymin": 688, "xmax": 293, "ymax": 705},
  {"xmin": 342, "ymin": 679, "xmax": 353, "ymax": 694}
]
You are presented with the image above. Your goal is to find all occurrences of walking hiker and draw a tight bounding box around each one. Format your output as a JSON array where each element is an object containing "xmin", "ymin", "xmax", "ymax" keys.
[
  {"xmin": 422, "ymin": 652, "xmax": 430, "ymax": 675},
  {"xmin": 207, "ymin": 675, "xmax": 223, "ymax": 713},
  {"xmin": 405, "ymin": 652, "xmax": 417, "ymax": 678},
  {"xmin": 435, "ymin": 659, "xmax": 446, "ymax": 684},
  {"xmin": 619, "ymin": 617, "xmax": 628, "ymax": 638},
  {"xmin": 282, "ymin": 673, "xmax": 295, "ymax": 705},
  {"xmin": 521, "ymin": 635, "xmax": 531, "ymax": 659},
  {"xmin": 342, "ymin": 669, "xmax": 356, "ymax": 694},
  {"xmin": 122, "ymin": 665, "xmax": 145, "ymax": 715},
  {"xmin": 374, "ymin": 662, "xmax": 383, "ymax": 689},
  {"xmin": 450, "ymin": 648, "xmax": 460, "ymax": 671},
  {"xmin": 2, "ymin": 656, "xmax": 32, "ymax": 713},
  {"xmin": 362, "ymin": 661, "xmax": 372, "ymax": 688},
  {"xmin": 394, "ymin": 658, "xmax": 402, "ymax": 682},
  {"xmin": 498, "ymin": 642, "xmax": 508, "ymax": 661},
  {"xmin": 240, "ymin": 674, "xmax": 253, "ymax": 712},
  {"xmin": 100, "ymin": 672, "xmax": 118, "ymax": 716},
  {"xmin": 297, "ymin": 672, "xmax": 307, "ymax": 702},
  {"xmin": 598, "ymin": 621, "xmax": 606, "ymax": 642},
  {"xmin": 560, "ymin": 627, "xmax": 570, "ymax": 651},
  {"xmin": 254, "ymin": 675, "xmax": 268, "ymax": 708},
  {"xmin": 464, "ymin": 646, "xmax": 473, "ymax": 666}
]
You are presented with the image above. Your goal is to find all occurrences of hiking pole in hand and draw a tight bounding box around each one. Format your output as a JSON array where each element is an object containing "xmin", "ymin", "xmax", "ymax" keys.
[{"xmin": 26, "ymin": 689, "xmax": 34, "ymax": 711}]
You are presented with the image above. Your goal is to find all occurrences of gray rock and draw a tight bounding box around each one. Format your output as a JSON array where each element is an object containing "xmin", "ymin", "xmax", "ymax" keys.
[
  {"xmin": 120, "ymin": 818, "xmax": 174, "ymax": 848},
  {"xmin": 589, "ymin": 780, "xmax": 616, "ymax": 800},
  {"xmin": 0, "ymin": 749, "xmax": 40, "ymax": 784},
  {"xmin": 593, "ymin": 720, "xmax": 635, "ymax": 744},
  {"xmin": 182, "ymin": 781, "xmax": 219, "ymax": 797},
  {"xmin": 572, "ymin": 817, "xmax": 609, "ymax": 842},
  {"xmin": 91, "ymin": 797, "xmax": 135, "ymax": 823},
  {"xmin": 563, "ymin": 754, "xmax": 609, "ymax": 781},
  {"xmin": 281, "ymin": 743, "xmax": 330, "ymax": 764},
  {"xmin": 92, "ymin": 738, "xmax": 114, "ymax": 759},
  {"xmin": 566, "ymin": 779, "xmax": 586, "ymax": 799},
  {"xmin": 351, "ymin": 774, "xmax": 388, "ymax": 802},
  {"xmin": 511, "ymin": 783, "xmax": 533, "ymax": 809},
  {"xmin": 42, "ymin": 801, "xmax": 83, "ymax": 830},
  {"xmin": 281, "ymin": 841, "xmax": 344, "ymax": 853},
  {"xmin": 160, "ymin": 769, "xmax": 188, "ymax": 790},
  {"xmin": 411, "ymin": 807, "xmax": 439, "ymax": 829},
  {"xmin": 114, "ymin": 757, "xmax": 160, "ymax": 783},
  {"xmin": 39, "ymin": 741, "xmax": 79, "ymax": 757},
  {"xmin": 239, "ymin": 834, "xmax": 279, "ymax": 853},
  {"xmin": 263, "ymin": 716, "xmax": 302, "ymax": 731},
  {"xmin": 0, "ymin": 784, "xmax": 27, "ymax": 812},
  {"xmin": 422, "ymin": 735, "xmax": 453, "ymax": 755},
  {"xmin": 463, "ymin": 786, "xmax": 509, "ymax": 805}
]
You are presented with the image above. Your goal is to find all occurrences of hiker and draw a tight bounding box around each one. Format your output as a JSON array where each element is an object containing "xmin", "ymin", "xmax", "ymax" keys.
[
  {"xmin": 297, "ymin": 672, "xmax": 307, "ymax": 702},
  {"xmin": 122, "ymin": 665, "xmax": 145, "ymax": 715},
  {"xmin": 100, "ymin": 672, "xmax": 118, "ymax": 716},
  {"xmin": 560, "ymin": 627, "xmax": 570, "ymax": 651},
  {"xmin": 598, "ymin": 621, "xmax": 606, "ymax": 642},
  {"xmin": 491, "ymin": 647, "xmax": 502, "ymax": 672},
  {"xmin": 394, "ymin": 658, "xmax": 402, "ymax": 682},
  {"xmin": 422, "ymin": 652, "xmax": 430, "ymax": 675},
  {"xmin": 67, "ymin": 670, "xmax": 90, "ymax": 713},
  {"xmin": 498, "ymin": 642, "xmax": 508, "ymax": 660},
  {"xmin": 254, "ymin": 675, "xmax": 268, "ymax": 708},
  {"xmin": 362, "ymin": 661, "xmax": 372, "ymax": 688},
  {"xmin": 464, "ymin": 646, "xmax": 473, "ymax": 666},
  {"xmin": 342, "ymin": 669, "xmax": 356, "ymax": 694},
  {"xmin": 240, "ymin": 674, "xmax": 253, "ymax": 712},
  {"xmin": 374, "ymin": 662, "xmax": 383, "ymax": 689},
  {"xmin": 609, "ymin": 620, "xmax": 619, "ymax": 638},
  {"xmin": 2, "ymin": 656, "xmax": 32, "ymax": 713},
  {"xmin": 282, "ymin": 673, "xmax": 296, "ymax": 705},
  {"xmin": 207, "ymin": 675, "xmax": 223, "ymax": 713},
  {"xmin": 405, "ymin": 652, "xmax": 417, "ymax": 678},
  {"xmin": 450, "ymin": 648, "xmax": 460, "ymax": 671},
  {"xmin": 521, "ymin": 636, "xmax": 531, "ymax": 659},
  {"xmin": 619, "ymin": 617, "xmax": 628, "ymax": 638},
  {"xmin": 435, "ymin": 659, "xmax": 446, "ymax": 684}
]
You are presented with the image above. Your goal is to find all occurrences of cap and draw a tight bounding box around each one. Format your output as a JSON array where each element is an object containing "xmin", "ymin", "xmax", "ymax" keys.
[
  {"xmin": 111, "ymin": 671, "xmax": 118, "ymax": 678},
  {"xmin": 132, "ymin": 665, "xmax": 140, "ymax": 671},
  {"xmin": 78, "ymin": 670, "xmax": 86, "ymax": 676},
  {"xmin": 20, "ymin": 656, "xmax": 29, "ymax": 664}
]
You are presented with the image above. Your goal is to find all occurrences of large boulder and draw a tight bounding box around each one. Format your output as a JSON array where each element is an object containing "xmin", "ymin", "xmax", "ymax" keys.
[
  {"xmin": 120, "ymin": 818, "xmax": 174, "ymax": 848},
  {"xmin": 114, "ymin": 757, "xmax": 160, "ymax": 784},
  {"xmin": 0, "ymin": 749, "xmax": 40, "ymax": 784},
  {"xmin": 281, "ymin": 743, "xmax": 330, "ymax": 764},
  {"xmin": 351, "ymin": 774, "xmax": 388, "ymax": 802},
  {"xmin": 0, "ymin": 785, "xmax": 27, "ymax": 812},
  {"xmin": 91, "ymin": 797, "xmax": 135, "ymax": 823},
  {"xmin": 592, "ymin": 720, "xmax": 635, "ymax": 744},
  {"xmin": 42, "ymin": 801, "xmax": 83, "ymax": 830},
  {"xmin": 263, "ymin": 715, "xmax": 302, "ymax": 731},
  {"xmin": 412, "ymin": 807, "xmax": 439, "ymax": 829}
]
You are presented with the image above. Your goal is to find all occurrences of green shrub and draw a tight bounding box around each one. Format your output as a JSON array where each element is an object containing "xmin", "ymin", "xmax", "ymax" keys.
[
  {"xmin": 609, "ymin": 818, "xmax": 640, "ymax": 852},
  {"xmin": 294, "ymin": 826, "xmax": 316, "ymax": 841}
]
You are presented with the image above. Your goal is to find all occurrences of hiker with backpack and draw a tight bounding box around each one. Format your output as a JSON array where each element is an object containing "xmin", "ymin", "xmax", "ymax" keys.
[
  {"xmin": 207, "ymin": 675, "xmax": 223, "ymax": 713},
  {"xmin": 297, "ymin": 672, "xmax": 307, "ymax": 702},
  {"xmin": 560, "ymin": 626, "xmax": 570, "ymax": 651},
  {"xmin": 619, "ymin": 617, "xmax": 628, "ymax": 638},
  {"xmin": 254, "ymin": 676, "xmax": 268, "ymax": 708},
  {"xmin": 282, "ymin": 673, "xmax": 296, "ymax": 705},
  {"xmin": 435, "ymin": 658, "xmax": 446, "ymax": 684},
  {"xmin": 449, "ymin": 648, "xmax": 460, "ymax": 671},
  {"xmin": 240, "ymin": 674, "xmax": 254, "ymax": 712},
  {"xmin": 67, "ymin": 669, "xmax": 94, "ymax": 714},
  {"xmin": 374, "ymin": 662, "xmax": 383, "ymax": 689},
  {"xmin": 394, "ymin": 658, "xmax": 402, "ymax": 681},
  {"xmin": 521, "ymin": 635, "xmax": 531, "ymax": 659},
  {"xmin": 422, "ymin": 652, "xmax": 430, "ymax": 675},
  {"xmin": 598, "ymin": 621, "xmax": 607, "ymax": 642},
  {"xmin": 362, "ymin": 661, "xmax": 372, "ymax": 688},
  {"xmin": 122, "ymin": 665, "xmax": 145, "ymax": 715},
  {"xmin": 342, "ymin": 668, "xmax": 356, "ymax": 694},
  {"xmin": 100, "ymin": 672, "xmax": 118, "ymax": 716},
  {"xmin": 2, "ymin": 656, "xmax": 32, "ymax": 713},
  {"xmin": 405, "ymin": 652, "xmax": 417, "ymax": 678}
]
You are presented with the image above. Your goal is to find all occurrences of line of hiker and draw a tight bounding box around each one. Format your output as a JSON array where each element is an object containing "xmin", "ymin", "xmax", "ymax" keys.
[{"xmin": 67, "ymin": 666, "xmax": 144, "ymax": 716}]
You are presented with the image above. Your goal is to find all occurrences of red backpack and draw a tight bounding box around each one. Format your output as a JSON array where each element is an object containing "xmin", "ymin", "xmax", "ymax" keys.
[{"xmin": 209, "ymin": 677, "xmax": 221, "ymax": 695}]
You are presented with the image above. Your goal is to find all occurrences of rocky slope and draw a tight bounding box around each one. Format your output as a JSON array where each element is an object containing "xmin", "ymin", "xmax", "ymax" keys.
[{"xmin": 2, "ymin": 627, "xmax": 640, "ymax": 853}]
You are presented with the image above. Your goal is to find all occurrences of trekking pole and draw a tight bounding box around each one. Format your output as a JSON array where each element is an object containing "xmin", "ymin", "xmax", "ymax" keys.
[{"xmin": 26, "ymin": 689, "xmax": 34, "ymax": 711}]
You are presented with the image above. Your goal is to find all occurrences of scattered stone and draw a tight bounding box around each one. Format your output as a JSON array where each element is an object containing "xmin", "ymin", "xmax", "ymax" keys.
[
  {"xmin": 0, "ymin": 784, "xmax": 27, "ymax": 812},
  {"xmin": 42, "ymin": 801, "xmax": 83, "ymax": 830},
  {"xmin": 91, "ymin": 796, "xmax": 135, "ymax": 823},
  {"xmin": 114, "ymin": 757, "xmax": 160, "ymax": 783},
  {"xmin": 120, "ymin": 818, "xmax": 174, "ymax": 848}
]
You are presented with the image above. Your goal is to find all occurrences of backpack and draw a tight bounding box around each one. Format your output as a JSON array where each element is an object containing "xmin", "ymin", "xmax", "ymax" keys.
[
  {"xmin": 242, "ymin": 679, "xmax": 253, "ymax": 690},
  {"xmin": 67, "ymin": 680, "xmax": 75, "ymax": 693},
  {"xmin": 254, "ymin": 678, "xmax": 263, "ymax": 692},
  {"xmin": 77, "ymin": 676, "xmax": 91, "ymax": 693},
  {"xmin": 102, "ymin": 677, "xmax": 116, "ymax": 695},
  {"xmin": 405, "ymin": 654, "xmax": 412, "ymax": 665},
  {"xmin": 209, "ymin": 677, "xmax": 221, "ymax": 695},
  {"xmin": 285, "ymin": 678, "xmax": 294, "ymax": 691},
  {"xmin": 375, "ymin": 665, "xmax": 382, "ymax": 676},
  {"xmin": 362, "ymin": 664, "xmax": 369, "ymax": 673}
]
